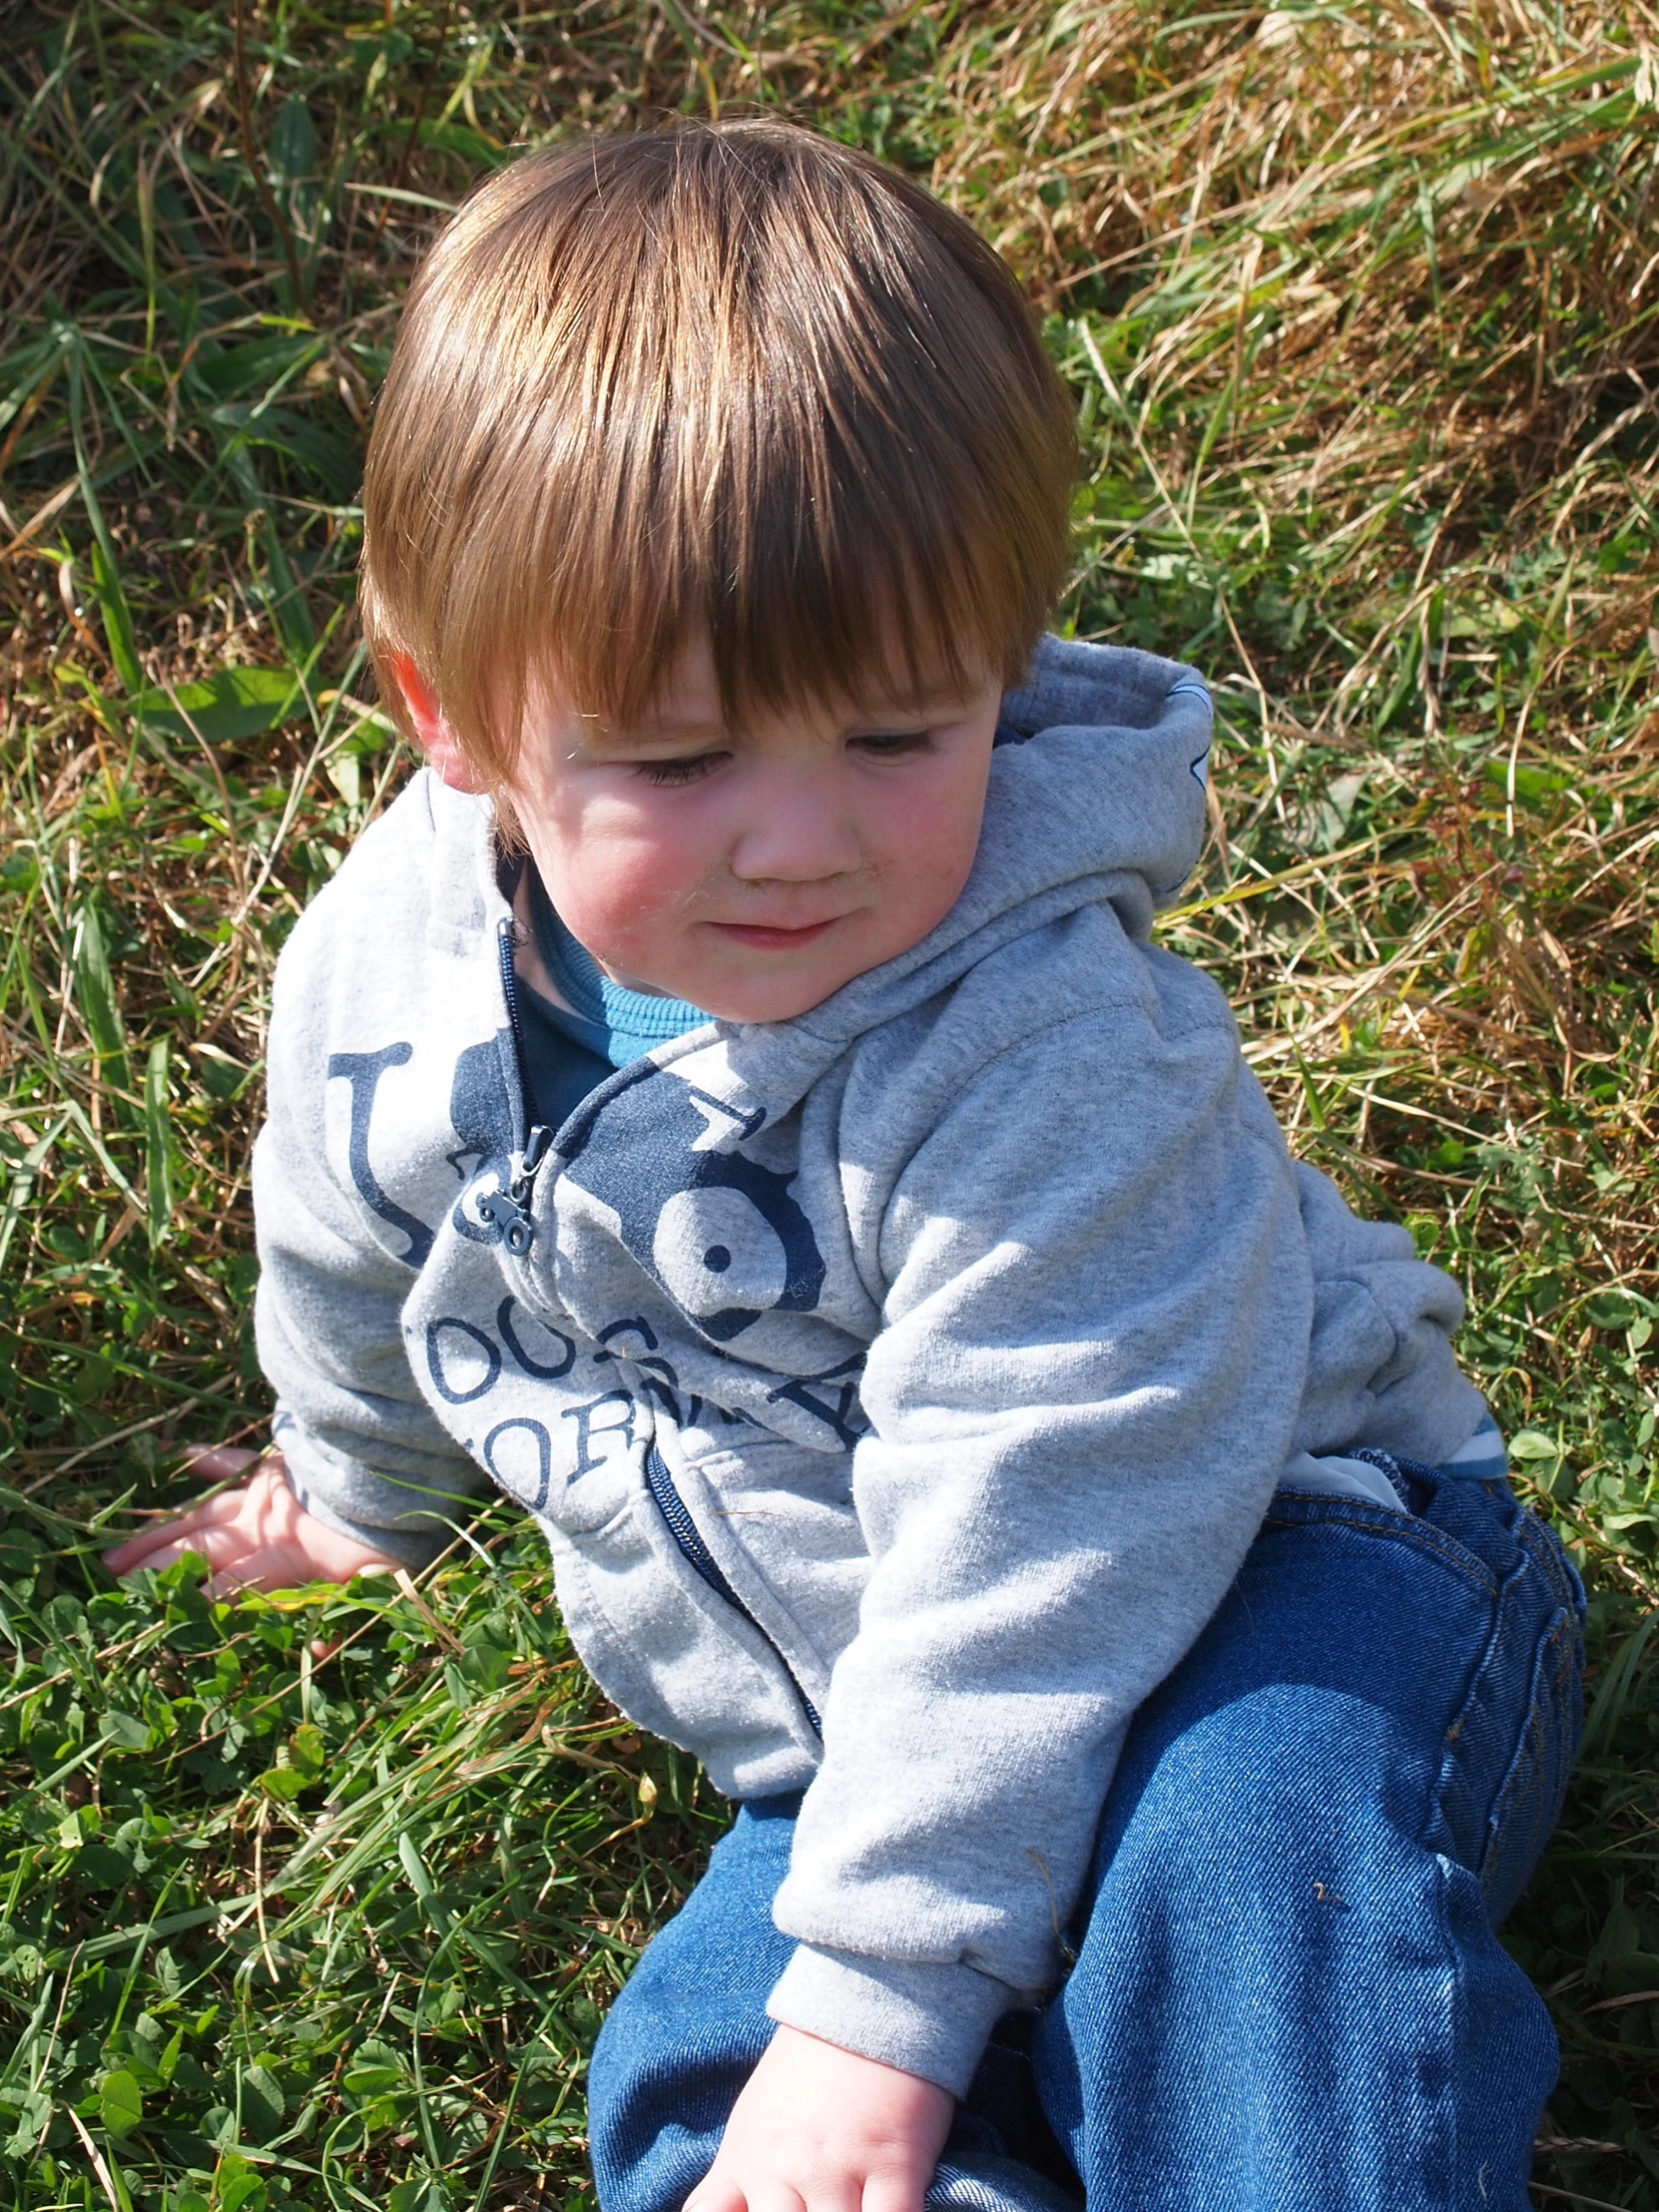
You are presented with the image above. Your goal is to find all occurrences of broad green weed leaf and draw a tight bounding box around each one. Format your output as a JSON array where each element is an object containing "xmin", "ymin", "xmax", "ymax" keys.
[
  {"xmin": 1508, "ymin": 1430, "xmax": 1562, "ymax": 1461},
  {"xmin": 76, "ymin": 1842, "xmax": 136, "ymax": 1888},
  {"xmin": 255, "ymin": 1765, "xmax": 307, "ymax": 1802},
  {"xmin": 1481, "ymin": 759, "xmax": 1571, "ymax": 808},
  {"xmin": 389, "ymin": 2180, "xmax": 452, "ymax": 2212},
  {"xmin": 2, "ymin": 2087, "xmax": 51, "ymax": 2156},
  {"xmin": 214, "ymin": 2152, "xmax": 267, "ymax": 2212},
  {"xmin": 241, "ymin": 2062, "xmax": 285, "ymax": 2140},
  {"xmin": 459, "ymin": 1637, "xmax": 512, "ymax": 1693},
  {"xmin": 192, "ymin": 333, "xmax": 323, "ymax": 402},
  {"xmin": 288, "ymin": 1721, "xmax": 325, "ymax": 1778},
  {"xmin": 416, "ymin": 120, "xmax": 510, "ymax": 167},
  {"xmin": 344, "ymin": 2039, "xmax": 406, "ymax": 2098},
  {"xmin": 271, "ymin": 97, "xmax": 318, "ymax": 179},
  {"xmin": 100, "ymin": 2067, "xmax": 144, "ymax": 2137},
  {"xmin": 130, "ymin": 665, "xmax": 306, "ymax": 746}
]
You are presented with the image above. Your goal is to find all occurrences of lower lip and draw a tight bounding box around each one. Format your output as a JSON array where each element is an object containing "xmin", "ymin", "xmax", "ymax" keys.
[{"xmin": 709, "ymin": 919, "xmax": 840, "ymax": 951}]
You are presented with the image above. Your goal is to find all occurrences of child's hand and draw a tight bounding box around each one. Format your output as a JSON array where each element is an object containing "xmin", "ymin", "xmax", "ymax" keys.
[
  {"xmin": 686, "ymin": 2023, "xmax": 954, "ymax": 2212},
  {"xmin": 102, "ymin": 1447, "xmax": 400, "ymax": 1597}
]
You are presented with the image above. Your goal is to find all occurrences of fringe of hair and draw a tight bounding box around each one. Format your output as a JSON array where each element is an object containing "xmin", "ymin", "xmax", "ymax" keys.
[{"xmin": 359, "ymin": 119, "xmax": 1078, "ymax": 790}]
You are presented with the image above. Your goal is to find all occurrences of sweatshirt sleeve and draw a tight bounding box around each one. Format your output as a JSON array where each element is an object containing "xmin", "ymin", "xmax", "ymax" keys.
[
  {"xmin": 765, "ymin": 961, "xmax": 1321, "ymax": 2093},
  {"xmin": 252, "ymin": 931, "xmax": 491, "ymax": 1568},
  {"xmin": 1290, "ymin": 1157, "xmax": 1486, "ymax": 1465}
]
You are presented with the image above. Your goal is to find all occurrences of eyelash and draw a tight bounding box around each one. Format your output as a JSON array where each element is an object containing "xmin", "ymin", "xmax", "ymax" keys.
[
  {"xmin": 857, "ymin": 730, "xmax": 930, "ymax": 758},
  {"xmin": 636, "ymin": 755, "xmax": 724, "ymax": 787},
  {"xmin": 632, "ymin": 732, "xmax": 930, "ymax": 787}
]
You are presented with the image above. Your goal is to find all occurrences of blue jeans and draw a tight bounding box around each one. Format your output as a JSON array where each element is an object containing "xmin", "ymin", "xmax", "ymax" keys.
[{"xmin": 589, "ymin": 1460, "xmax": 1584, "ymax": 2212}]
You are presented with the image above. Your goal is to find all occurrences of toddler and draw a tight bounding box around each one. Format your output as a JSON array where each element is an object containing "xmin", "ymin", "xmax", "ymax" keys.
[{"xmin": 109, "ymin": 121, "xmax": 1584, "ymax": 2212}]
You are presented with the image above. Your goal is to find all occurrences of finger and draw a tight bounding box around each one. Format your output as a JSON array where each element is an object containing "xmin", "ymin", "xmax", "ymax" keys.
[
  {"xmin": 861, "ymin": 2172, "xmax": 932, "ymax": 2212},
  {"xmin": 799, "ymin": 2172, "xmax": 864, "ymax": 2212},
  {"xmin": 103, "ymin": 1488, "xmax": 268, "ymax": 1570},
  {"xmin": 203, "ymin": 1551, "xmax": 314, "ymax": 1598},
  {"xmin": 731, "ymin": 2185, "xmax": 807, "ymax": 2212},
  {"xmin": 103, "ymin": 1518, "xmax": 222, "ymax": 1571},
  {"xmin": 204, "ymin": 1540, "xmax": 325, "ymax": 1598},
  {"xmin": 109, "ymin": 1523, "xmax": 256, "ymax": 1579},
  {"xmin": 697, "ymin": 2173, "xmax": 814, "ymax": 2212},
  {"xmin": 795, "ymin": 2163, "xmax": 864, "ymax": 2212},
  {"xmin": 182, "ymin": 1443, "xmax": 266, "ymax": 1480},
  {"xmin": 684, "ymin": 2173, "xmax": 753, "ymax": 2212},
  {"xmin": 102, "ymin": 1529, "xmax": 169, "ymax": 1571},
  {"xmin": 218, "ymin": 1540, "xmax": 393, "ymax": 1597}
]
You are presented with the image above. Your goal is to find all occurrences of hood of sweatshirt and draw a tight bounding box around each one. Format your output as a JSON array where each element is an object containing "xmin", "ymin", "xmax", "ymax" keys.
[{"xmin": 560, "ymin": 635, "xmax": 1216, "ymax": 1124}]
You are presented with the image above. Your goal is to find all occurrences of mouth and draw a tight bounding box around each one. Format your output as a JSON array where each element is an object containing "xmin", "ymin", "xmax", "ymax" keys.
[{"xmin": 706, "ymin": 917, "xmax": 842, "ymax": 952}]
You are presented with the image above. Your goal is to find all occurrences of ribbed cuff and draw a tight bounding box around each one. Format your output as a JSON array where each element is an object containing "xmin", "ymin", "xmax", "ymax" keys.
[
  {"xmin": 766, "ymin": 1942, "xmax": 1016, "ymax": 2096},
  {"xmin": 277, "ymin": 1450, "xmax": 453, "ymax": 1570}
]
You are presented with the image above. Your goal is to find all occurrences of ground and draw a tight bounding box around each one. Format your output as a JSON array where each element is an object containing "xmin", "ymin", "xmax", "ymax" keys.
[{"xmin": 4, "ymin": 2, "xmax": 1659, "ymax": 2206}]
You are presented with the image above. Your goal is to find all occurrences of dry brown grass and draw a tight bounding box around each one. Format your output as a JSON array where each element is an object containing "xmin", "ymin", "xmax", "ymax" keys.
[{"xmin": 5, "ymin": 0, "xmax": 1659, "ymax": 2201}]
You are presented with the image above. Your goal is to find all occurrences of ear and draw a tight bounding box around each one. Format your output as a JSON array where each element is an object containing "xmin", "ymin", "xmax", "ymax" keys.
[{"xmin": 386, "ymin": 652, "xmax": 485, "ymax": 794}]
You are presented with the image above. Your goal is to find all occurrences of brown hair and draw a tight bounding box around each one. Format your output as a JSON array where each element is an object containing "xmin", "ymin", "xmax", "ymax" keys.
[{"xmin": 360, "ymin": 119, "xmax": 1077, "ymax": 787}]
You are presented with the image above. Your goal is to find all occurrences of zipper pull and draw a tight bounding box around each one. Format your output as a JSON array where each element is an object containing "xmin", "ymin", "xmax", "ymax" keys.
[{"xmin": 479, "ymin": 1125, "xmax": 551, "ymax": 1255}]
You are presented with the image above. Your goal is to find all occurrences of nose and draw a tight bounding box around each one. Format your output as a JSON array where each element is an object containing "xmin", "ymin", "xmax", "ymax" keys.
[{"xmin": 727, "ymin": 762, "xmax": 862, "ymax": 884}]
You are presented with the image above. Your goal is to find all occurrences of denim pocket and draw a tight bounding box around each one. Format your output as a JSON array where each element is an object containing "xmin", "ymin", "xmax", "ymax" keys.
[{"xmin": 1263, "ymin": 1487, "xmax": 1500, "ymax": 1601}]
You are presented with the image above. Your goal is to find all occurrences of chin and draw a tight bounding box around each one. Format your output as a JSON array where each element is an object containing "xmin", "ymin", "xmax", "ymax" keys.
[
  {"xmin": 705, "ymin": 993, "xmax": 819, "ymax": 1025},
  {"xmin": 699, "ymin": 975, "xmax": 840, "ymax": 1025}
]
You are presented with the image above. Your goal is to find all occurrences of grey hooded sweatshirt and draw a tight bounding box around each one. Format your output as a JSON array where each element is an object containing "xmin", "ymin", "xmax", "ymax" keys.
[{"xmin": 254, "ymin": 636, "xmax": 1486, "ymax": 2094}]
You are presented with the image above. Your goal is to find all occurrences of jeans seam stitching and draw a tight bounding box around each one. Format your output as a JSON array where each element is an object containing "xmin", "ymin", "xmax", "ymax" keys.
[
  {"xmin": 1478, "ymin": 1605, "xmax": 1580, "ymax": 1919},
  {"xmin": 1262, "ymin": 1502, "xmax": 1501, "ymax": 1597},
  {"xmin": 1417, "ymin": 1541, "xmax": 1524, "ymax": 1877}
]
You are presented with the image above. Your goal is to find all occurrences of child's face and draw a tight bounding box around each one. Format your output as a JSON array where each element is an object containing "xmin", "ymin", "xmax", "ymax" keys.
[{"xmin": 504, "ymin": 641, "xmax": 1002, "ymax": 1022}]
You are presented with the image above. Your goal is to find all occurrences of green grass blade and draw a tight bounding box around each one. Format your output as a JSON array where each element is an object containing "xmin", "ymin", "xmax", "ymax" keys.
[
  {"xmin": 72, "ymin": 887, "xmax": 131, "ymax": 1098},
  {"xmin": 145, "ymin": 1038, "xmax": 175, "ymax": 1249}
]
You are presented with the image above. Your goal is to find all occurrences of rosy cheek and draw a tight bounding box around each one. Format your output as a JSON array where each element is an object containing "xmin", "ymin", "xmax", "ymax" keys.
[
  {"xmin": 885, "ymin": 781, "xmax": 983, "ymax": 902},
  {"xmin": 555, "ymin": 857, "xmax": 655, "ymax": 958},
  {"xmin": 545, "ymin": 813, "xmax": 705, "ymax": 966}
]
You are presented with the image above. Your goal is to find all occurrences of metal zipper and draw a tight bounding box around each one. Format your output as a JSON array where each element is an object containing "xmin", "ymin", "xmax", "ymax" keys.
[
  {"xmin": 645, "ymin": 1444, "xmax": 823, "ymax": 1736},
  {"xmin": 478, "ymin": 916, "xmax": 552, "ymax": 1255}
]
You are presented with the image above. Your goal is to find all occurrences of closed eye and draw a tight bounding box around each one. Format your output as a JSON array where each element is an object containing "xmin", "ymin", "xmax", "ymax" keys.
[
  {"xmin": 852, "ymin": 729, "xmax": 931, "ymax": 760},
  {"xmin": 635, "ymin": 752, "xmax": 729, "ymax": 788}
]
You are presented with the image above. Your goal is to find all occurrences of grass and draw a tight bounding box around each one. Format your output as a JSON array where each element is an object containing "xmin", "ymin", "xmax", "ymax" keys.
[{"xmin": 3, "ymin": 0, "xmax": 1659, "ymax": 2204}]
